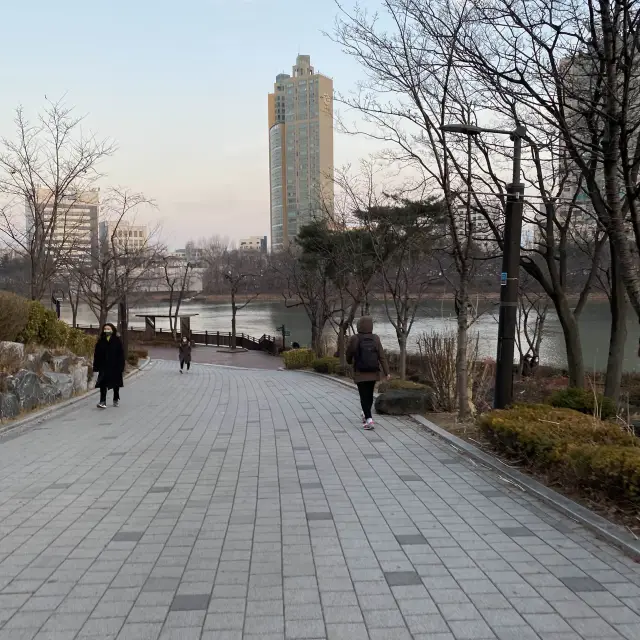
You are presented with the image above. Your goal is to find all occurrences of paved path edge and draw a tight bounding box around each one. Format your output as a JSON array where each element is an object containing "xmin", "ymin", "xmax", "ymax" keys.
[
  {"xmin": 413, "ymin": 413, "xmax": 640, "ymax": 561},
  {"xmin": 0, "ymin": 357, "xmax": 152, "ymax": 438}
]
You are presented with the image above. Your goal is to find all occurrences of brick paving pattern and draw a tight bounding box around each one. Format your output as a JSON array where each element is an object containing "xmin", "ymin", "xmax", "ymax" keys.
[{"xmin": 0, "ymin": 360, "xmax": 637, "ymax": 639}]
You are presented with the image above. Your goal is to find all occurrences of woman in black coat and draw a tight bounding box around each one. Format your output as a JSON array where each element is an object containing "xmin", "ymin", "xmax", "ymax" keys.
[{"xmin": 93, "ymin": 323, "xmax": 125, "ymax": 409}]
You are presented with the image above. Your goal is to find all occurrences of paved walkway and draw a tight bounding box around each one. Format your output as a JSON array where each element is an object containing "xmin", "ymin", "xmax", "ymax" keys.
[
  {"xmin": 144, "ymin": 346, "xmax": 283, "ymax": 370},
  {"xmin": 0, "ymin": 361, "xmax": 638, "ymax": 640}
]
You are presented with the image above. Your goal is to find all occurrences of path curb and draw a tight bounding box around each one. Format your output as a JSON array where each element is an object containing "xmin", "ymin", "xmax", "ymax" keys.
[
  {"xmin": 0, "ymin": 358, "xmax": 152, "ymax": 438},
  {"xmin": 413, "ymin": 414, "xmax": 640, "ymax": 561}
]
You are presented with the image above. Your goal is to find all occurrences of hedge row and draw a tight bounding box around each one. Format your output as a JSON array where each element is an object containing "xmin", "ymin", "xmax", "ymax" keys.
[
  {"xmin": 282, "ymin": 348, "xmax": 315, "ymax": 370},
  {"xmin": 549, "ymin": 386, "xmax": 617, "ymax": 419},
  {"xmin": 0, "ymin": 293, "xmax": 96, "ymax": 359},
  {"xmin": 479, "ymin": 404, "xmax": 640, "ymax": 505},
  {"xmin": 282, "ymin": 351, "xmax": 349, "ymax": 376}
]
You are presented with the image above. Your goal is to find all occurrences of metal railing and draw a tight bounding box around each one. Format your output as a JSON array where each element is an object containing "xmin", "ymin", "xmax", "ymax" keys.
[{"xmin": 75, "ymin": 325, "xmax": 277, "ymax": 352}]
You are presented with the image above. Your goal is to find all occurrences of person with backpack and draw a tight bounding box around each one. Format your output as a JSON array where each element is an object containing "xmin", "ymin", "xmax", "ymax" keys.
[{"xmin": 346, "ymin": 316, "xmax": 390, "ymax": 430}]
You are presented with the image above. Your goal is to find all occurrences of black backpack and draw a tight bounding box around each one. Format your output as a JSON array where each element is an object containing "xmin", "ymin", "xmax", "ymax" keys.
[{"xmin": 355, "ymin": 335, "xmax": 379, "ymax": 372}]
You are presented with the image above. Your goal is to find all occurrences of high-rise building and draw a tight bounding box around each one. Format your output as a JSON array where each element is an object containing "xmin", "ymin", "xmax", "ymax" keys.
[
  {"xmin": 268, "ymin": 55, "xmax": 334, "ymax": 252},
  {"xmin": 26, "ymin": 188, "xmax": 100, "ymax": 264}
]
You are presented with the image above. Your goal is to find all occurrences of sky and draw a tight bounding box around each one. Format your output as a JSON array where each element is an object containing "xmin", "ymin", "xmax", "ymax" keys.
[{"xmin": 0, "ymin": 0, "xmax": 379, "ymax": 249}]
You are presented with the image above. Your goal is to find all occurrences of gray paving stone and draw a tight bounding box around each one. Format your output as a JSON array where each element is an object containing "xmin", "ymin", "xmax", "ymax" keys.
[
  {"xmin": 327, "ymin": 623, "xmax": 369, "ymax": 639},
  {"xmin": 384, "ymin": 571, "xmax": 422, "ymax": 586},
  {"xmin": 500, "ymin": 527, "xmax": 533, "ymax": 538},
  {"xmin": 170, "ymin": 593, "xmax": 210, "ymax": 611},
  {"xmin": 560, "ymin": 577, "xmax": 605, "ymax": 593},
  {"xmin": 306, "ymin": 512, "xmax": 333, "ymax": 521},
  {"xmin": 112, "ymin": 532, "xmax": 144, "ymax": 543},
  {"xmin": 0, "ymin": 362, "xmax": 637, "ymax": 640},
  {"xmin": 285, "ymin": 618, "xmax": 325, "ymax": 637},
  {"xmin": 399, "ymin": 474, "xmax": 423, "ymax": 482},
  {"xmin": 448, "ymin": 618, "xmax": 497, "ymax": 638},
  {"xmin": 396, "ymin": 534, "xmax": 428, "ymax": 545}
]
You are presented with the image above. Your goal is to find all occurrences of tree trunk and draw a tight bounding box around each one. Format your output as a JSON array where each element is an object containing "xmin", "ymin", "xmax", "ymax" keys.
[
  {"xmin": 337, "ymin": 322, "xmax": 348, "ymax": 366},
  {"xmin": 311, "ymin": 321, "xmax": 324, "ymax": 357},
  {"xmin": 99, "ymin": 308, "xmax": 108, "ymax": 328},
  {"xmin": 231, "ymin": 292, "xmax": 237, "ymax": 349},
  {"xmin": 70, "ymin": 291, "xmax": 79, "ymax": 328},
  {"xmin": 554, "ymin": 294, "xmax": 585, "ymax": 387},
  {"xmin": 168, "ymin": 290, "xmax": 175, "ymax": 340},
  {"xmin": 604, "ymin": 237, "xmax": 627, "ymax": 401},
  {"xmin": 456, "ymin": 284, "xmax": 470, "ymax": 419},
  {"xmin": 398, "ymin": 333, "xmax": 407, "ymax": 380}
]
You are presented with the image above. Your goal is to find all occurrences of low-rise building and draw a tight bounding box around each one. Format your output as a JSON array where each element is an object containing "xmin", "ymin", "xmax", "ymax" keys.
[
  {"xmin": 239, "ymin": 236, "xmax": 267, "ymax": 252},
  {"xmin": 99, "ymin": 221, "xmax": 148, "ymax": 253}
]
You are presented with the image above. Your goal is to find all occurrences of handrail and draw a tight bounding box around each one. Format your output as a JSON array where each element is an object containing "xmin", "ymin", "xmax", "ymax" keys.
[{"xmin": 74, "ymin": 324, "xmax": 276, "ymax": 345}]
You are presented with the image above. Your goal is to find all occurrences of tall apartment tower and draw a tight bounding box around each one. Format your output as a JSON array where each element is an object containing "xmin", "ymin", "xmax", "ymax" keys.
[
  {"xmin": 268, "ymin": 55, "xmax": 334, "ymax": 252},
  {"xmin": 26, "ymin": 188, "xmax": 100, "ymax": 265}
]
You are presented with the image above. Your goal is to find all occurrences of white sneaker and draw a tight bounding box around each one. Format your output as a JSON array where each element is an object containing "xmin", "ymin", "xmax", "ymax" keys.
[
  {"xmin": 361, "ymin": 411, "xmax": 366, "ymax": 425},
  {"xmin": 97, "ymin": 403, "xmax": 106, "ymax": 410},
  {"xmin": 364, "ymin": 418, "xmax": 375, "ymax": 430}
]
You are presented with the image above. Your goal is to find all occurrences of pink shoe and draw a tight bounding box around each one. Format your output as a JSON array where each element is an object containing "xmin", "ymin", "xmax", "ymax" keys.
[{"xmin": 364, "ymin": 418, "xmax": 374, "ymax": 430}]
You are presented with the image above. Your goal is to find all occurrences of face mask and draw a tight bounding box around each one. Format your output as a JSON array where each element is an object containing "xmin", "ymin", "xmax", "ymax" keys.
[{"xmin": 104, "ymin": 330, "xmax": 112, "ymax": 337}]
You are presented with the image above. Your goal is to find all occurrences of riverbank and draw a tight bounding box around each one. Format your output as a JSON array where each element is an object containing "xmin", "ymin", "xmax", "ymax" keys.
[{"xmin": 132, "ymin": 290, "xmax": 614, "ymax": 304}]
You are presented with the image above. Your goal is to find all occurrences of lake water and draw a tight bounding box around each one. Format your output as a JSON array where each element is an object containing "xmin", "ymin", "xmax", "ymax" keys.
[{"xmin": 61, "ymin": 298, "xmax": 640, "ymax": 373}]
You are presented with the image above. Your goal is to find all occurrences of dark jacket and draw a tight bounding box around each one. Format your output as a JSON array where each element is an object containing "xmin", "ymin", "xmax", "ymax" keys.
[
  {"xmin": 178, "ymin": 341, "xmax": 192, "ymax": 363},
  {"xmin": 93, "ymin": 333, "xmax": 125, "ymax": 389},
  {"xmin": 346, "ymin": 316, "xmax": 390, "ymax": 383}
]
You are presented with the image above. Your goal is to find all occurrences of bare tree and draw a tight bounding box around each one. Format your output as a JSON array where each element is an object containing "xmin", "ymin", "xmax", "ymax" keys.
[
  {"xmin": 275, "ymin": 236, "xmax": 340, "ymax": 356},
  {"xmin": 73, "ymin": 188, "xmax": 160, "ymax": 334},
  {"xmin": 0, "ymin": 99, "xmax": 114, "ymax": 300},
  {"xmin": 448, "ymin": 0, "xmax": 640, "ymax": 328},
  {"xmin": 201, "ymin": 235, "xmax": 231, "ymax": 294},
  {"xmin": 516, "ymin": 275, "xmax": 549, "ymax": 377},
  {"xmin": 163, "ymin": 257, "xmax": 193, "ymax": 341},
  {"xmin": 332, "ymin": 0, "xmax": 620, "ymax": 393},
  {"xmin": 366, "ymin": 198, "xmax": 440, "ymax": 379},
  {"xmin": 326, "ymin": 162, "xmax": 391, "ymax": 365},
  {"xmin": 220, "ymin": 250, "xmax": 263, "ymax": 349},
  {"xmin": 332, "ymin": 0, "xmax": 491, "ymax": 417}
]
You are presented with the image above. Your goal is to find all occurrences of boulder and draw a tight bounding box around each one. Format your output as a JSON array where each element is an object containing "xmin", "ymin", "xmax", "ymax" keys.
[
  {"xmin": 70, "ymin": 363, "xmax": 89, "ymax": 394},
  {"xmin": 375, "ymin": 388, "xmax": 436, "ymax": 416},
  {"xmin": 0, "ymin": 393, "xmax": 19, "ymax": 420},
  {"xmin": 42, "ymin": 372, "xmax": 74, "ymax": 401},
  {"xmin": 52, "ymin": 355, "xmax": 73, "ymax": 373},
  {"xmin": 9, "ymin": 370, "xmax": 48, "ymax": 411},
  {"xmin": 0, "ymin": 341, "xmax": 24, "ymax": 362}
]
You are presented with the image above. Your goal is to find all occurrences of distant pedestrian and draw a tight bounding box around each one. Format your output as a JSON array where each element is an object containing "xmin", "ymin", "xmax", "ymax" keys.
[
  {"xmin": 93, "ymin": 323, "xmax": 125, "ymax": 409},
  {"xmin": 179, "ymin": 336, "xmax": 192, "ymax": 373},
  {"xmin": 346, "ymin": 316, "xmax": 390, "ymax": 430}
]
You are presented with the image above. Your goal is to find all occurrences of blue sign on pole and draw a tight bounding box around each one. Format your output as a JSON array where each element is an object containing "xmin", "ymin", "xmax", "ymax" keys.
[{"xmin": 500, "ymin": 272, "xmax": 508, "ymax": 286}]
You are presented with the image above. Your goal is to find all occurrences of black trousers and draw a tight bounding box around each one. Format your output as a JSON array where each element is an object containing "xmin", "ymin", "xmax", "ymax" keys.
[
  {"xmin": 180, "ymin": 359, "xmax": 191, "ymax": 370},
  {"xmin": 100, "ymin": 386, "xmax": 120, "ymax": 404},
  {"xmin": 357, "ymin": 381, "xmax": 376, "ymax": 420}
]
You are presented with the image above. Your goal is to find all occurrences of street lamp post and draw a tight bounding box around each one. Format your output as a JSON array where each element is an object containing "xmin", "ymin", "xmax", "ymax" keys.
[{"xmin": 440, "ymin": 123, "xmax": 527, "ymax": 409}]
